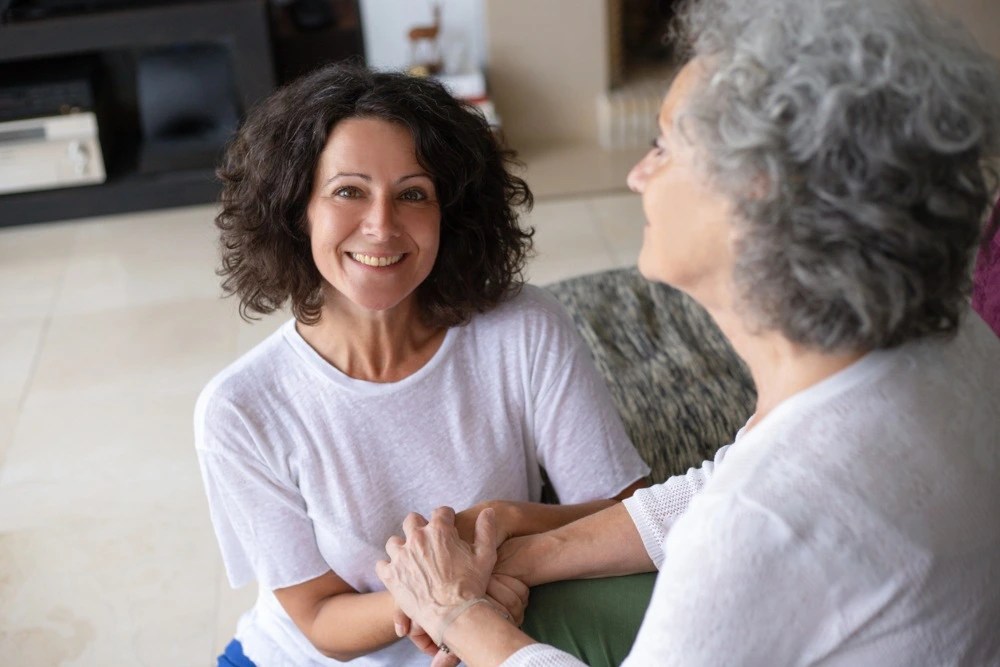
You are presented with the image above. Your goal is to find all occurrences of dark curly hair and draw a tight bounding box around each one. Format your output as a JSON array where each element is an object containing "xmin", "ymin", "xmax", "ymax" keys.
[{"xmin": 215, "ymin": 62, "xmax": 534, "ymax": 327}]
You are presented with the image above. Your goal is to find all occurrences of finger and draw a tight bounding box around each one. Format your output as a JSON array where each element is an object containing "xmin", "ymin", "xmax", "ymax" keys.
[
  {"xmin": 485, "ymin": 580, "xmax": 520, "ymax": 624},
  {"xmin": 384, "ymin": 534, "xmax": 404, "ymax": 559},
  {"xmin": 486, "ymin": 592, "xmax": 521, "ymax": 627},
  {"xmin": 375, "ymin": 559, "xmax": 393, "ymax": 587},
  {"xmin": 402, "ymin": 512, "xmax": 428, "ymax": 540},
  {"xmin": 430, "ymin": 506, "xmax": 456, "ymax": 526},
  {"xmin": 492, "ymin": 573, "xmax": 530, "ymax": 607},
  {"xmin": 473, "ymin": 507, "xmax": 498, "ymax": 561},
  {"xmin": 393, "ymin": 606, "xmax": 410, "ymax": 638},
  {"xmin": 430, "ymin": 649, "xmax": 461, "ymax": 667},
  {"xmin": 406, "ymin": 627, "xmax": 438, "ymax": 656}
]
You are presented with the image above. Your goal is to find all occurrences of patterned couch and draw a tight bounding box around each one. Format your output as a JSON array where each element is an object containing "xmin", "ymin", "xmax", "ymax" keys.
[{"xmin": 546, "ymin": 267, "xmax": 756, "ymax": 483}]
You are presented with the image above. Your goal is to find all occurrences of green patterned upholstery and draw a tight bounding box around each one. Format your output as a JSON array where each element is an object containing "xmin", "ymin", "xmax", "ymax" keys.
[{"xmin": 546, "ymin": 267, "xmax": 756, "ymax": 483}]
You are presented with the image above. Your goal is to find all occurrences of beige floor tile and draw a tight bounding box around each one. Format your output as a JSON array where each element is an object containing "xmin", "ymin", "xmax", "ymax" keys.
[
  {"xmin": 0, "ymin": 515, "xmax": 217, "ymax": 667},
  {"xmin": 28, "ymin": 297, "xmax": 236, "ymax": 397},
  {"xmin": 0, "ymin": 316, "xmax": 46, "ymax": 404},
  {"xmin": 588, "ymin": 191, "xmax": 647, "ymax": 268},
  {"xmin": 0, "ymin": 386, "xmax": 209, "ymax": 530},
  {"xmin": 0, "ymin": 400, "xmax": 18, "ymax": 468},
  {"xmin": 0, "ymin": 220, "xmax": 76, "ymax": 321},
  {"xmin": 51, "ymin": 205, "xmax": 223, "ymax": 317},
  {"xmin": 523, "ymin": 199, "xmax": 618, "ymax": 285}
]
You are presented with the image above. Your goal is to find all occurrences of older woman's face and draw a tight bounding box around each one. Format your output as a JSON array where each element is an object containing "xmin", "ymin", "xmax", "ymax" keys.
[
  {"xmin": 627, "ymin": 61, "xmax": 735, "ymax": 301},
  {"xmin": 306, "ymin": 117, "xmax": 441, "ymax": 314}
]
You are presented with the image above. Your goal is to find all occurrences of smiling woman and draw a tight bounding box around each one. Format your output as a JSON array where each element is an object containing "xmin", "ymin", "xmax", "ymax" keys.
[
  {"xmin": 195, "ymin": 63, "xmax": 650, "ymax": 667},
  {"xmin": 305, "ymin": 118, "xmax": 442, "ymax": 321}
]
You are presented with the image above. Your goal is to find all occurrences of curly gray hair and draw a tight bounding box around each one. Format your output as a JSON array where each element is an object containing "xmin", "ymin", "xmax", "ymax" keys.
[{"xmin": 675, "ymin": 0, "xmax": 1000, "ymax": 351}]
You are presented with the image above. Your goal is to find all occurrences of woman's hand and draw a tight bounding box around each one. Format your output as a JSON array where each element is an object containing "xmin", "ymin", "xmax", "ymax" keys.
[
  {"xmin": 376, "ymin": 506, "xmax": 498, "ymax": 644},
  {"xmin": 455, "ymin": 501, "xmax": 512, "ymax": 546},
  {"xmin": 396, "ymin": 573, "xmax": 527, "ymax": 666}
]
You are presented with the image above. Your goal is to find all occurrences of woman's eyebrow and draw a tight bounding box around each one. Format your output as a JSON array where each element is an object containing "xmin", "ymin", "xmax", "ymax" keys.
[
  {"xmin": 325, "ymin": 172, "xmax": 370, "ymax": 186},
  {"xmin": 396, "ymin": 173, "xmax": 432, "ymax": 184},
  {"xmin": 324, "ymin": 172, "xmax": 431, "ymax": 186}
]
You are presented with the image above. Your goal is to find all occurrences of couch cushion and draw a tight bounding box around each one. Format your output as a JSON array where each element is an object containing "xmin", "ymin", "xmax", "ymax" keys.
[{"xmin": 546, "ymin": 268, "xmax": 756, "ymax": 483}]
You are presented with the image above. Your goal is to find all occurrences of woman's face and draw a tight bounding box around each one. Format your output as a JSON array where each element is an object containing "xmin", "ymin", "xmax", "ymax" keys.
[
  {"xmin": 627, "ymin": 61, "xmax": 735, "ymax": 300},
  {"xmin": 306, "ymin": 117, "xmax": 441, "ymax": 315}
]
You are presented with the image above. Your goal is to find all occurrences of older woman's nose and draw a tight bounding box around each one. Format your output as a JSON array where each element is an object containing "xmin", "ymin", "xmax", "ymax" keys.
[
  {"xmin": 362, "ymin": 197, "xmax": 401, "ymax": 240},
  {"xmin": 627, "ymin": 153, "xmax": 653, "ymax": 193}
]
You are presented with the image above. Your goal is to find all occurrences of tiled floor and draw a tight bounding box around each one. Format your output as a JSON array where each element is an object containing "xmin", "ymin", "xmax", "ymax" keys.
[{"xmin": 0, "ymin": 161, "xmax": 647, "ymax": 666}]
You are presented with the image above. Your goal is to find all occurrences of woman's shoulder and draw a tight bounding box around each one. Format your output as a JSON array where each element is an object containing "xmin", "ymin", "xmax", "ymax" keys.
[
  {"xmin": 194, "ymin": 320, "xmax": 301, "ymax": 441},
  {"xmin": 472, "ymin": 284, "xmax": 577, "ymax": 337}
]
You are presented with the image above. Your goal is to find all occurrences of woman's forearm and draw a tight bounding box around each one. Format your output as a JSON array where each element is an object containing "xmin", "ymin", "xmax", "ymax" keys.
[
  {"xmin": 468, "ymin": 479, "xmax": 647, "ymax": 543},
  {"xmin": 277, "ymin": 585, "xmax": 403, "ymax": 661},
  {"xmin": 437, "ymin": 596, "xmax": 537, "ymax": 667},
  {"xmin": 314, "ymin": 590, "xmax": 401, "ymax": 660},
  {"xmin": 498, "ymin": 502, "xmax": 655, "ymax": 587}
]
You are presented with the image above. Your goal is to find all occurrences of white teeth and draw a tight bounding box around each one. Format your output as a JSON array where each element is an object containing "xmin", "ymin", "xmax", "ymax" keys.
[{"xmin": 350, "ymin": 252, "xmax": 404, "ymax": 267}]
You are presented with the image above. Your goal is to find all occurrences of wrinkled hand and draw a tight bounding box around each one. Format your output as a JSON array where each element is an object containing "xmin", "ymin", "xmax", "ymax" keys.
[
  {"xmin": 396, "ymin": 573, "xmax": 527, "ymax": 666},
  {"xmin": 398, "ymin": 618, "xmax": 460, "ymax": 667},
  {"xmin": 377, "ymin": 506, "xmax": 497, "ymax": 646}
]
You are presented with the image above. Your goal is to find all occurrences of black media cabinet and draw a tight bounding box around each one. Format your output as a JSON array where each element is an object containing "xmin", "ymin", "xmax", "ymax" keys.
[{"xmin": 0, "ymin": 0, "xmax": 275, "ymax": 227}]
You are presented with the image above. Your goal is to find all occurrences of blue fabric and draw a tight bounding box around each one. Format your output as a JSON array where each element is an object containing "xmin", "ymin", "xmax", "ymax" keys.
[{"xmin": 218, "ymin": 639, "xmax": 257, "ymax": 667}]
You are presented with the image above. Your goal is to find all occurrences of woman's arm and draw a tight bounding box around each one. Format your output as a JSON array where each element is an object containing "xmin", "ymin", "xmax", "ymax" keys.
[
  {"xmin": 455, "ymin": 478, "xmax": 647, "ymax": 545},
  {"xmin": 273, "ymin": 571, "xmax": 402, "ymax": 661},
  {"xmin": 496, "ymin": 502, "xmax": 655, "ymax": 587},
  {"xmin": 276, "ymin": 567, "xmax": 530, "ymax": 662},
  {"xmin": 378, "ymin": 508, "xmax": 544, "ymax": 667}
]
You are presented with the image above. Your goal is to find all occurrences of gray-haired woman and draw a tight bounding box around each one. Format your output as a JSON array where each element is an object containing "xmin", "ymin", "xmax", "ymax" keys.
[{"xmin": 375, "ymin": 0, "xmax": 1000, "ymax": 664}]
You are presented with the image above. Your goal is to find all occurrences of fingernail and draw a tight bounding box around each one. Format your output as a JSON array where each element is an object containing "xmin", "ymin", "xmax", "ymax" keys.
[{"xmin": 394, "ymin": 623, "xmax": 404, "ymax": 637}]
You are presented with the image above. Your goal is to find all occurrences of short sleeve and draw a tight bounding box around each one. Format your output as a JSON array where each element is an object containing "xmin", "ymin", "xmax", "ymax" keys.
[
  {"xmin": 501, "ymin": 644, "xmax": 587, "ymax": 667},
  {"xmin": 622, "ymin": 444, "xmax": 731, "ymax": 568},
  {"xmin": 621, "ymin": 493, "xmax": 833, "ymax": 666},
  {"xmin": 530, "ymin": 299, "xmax": 650, "ymax": 504},
  {"xmin": 195, "ymin": 394, "xmax": 330, "ymax": 590}
]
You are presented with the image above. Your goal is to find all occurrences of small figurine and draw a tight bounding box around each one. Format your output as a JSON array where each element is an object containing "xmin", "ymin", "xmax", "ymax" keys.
[{"xmin": 407, "ymin": 2, "xmax": 442, "ymax": 75}]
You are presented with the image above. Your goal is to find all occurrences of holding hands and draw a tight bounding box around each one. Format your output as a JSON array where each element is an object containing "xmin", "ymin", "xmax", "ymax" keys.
[{"xmin": 376, "ymin": 506, "xmax": 527, "ymax": 665}]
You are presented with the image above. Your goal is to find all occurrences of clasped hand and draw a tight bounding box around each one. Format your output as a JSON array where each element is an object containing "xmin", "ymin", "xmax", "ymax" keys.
[{"xmin": 375, "ymin": 506, "xmax": 528, "ymax": 667}]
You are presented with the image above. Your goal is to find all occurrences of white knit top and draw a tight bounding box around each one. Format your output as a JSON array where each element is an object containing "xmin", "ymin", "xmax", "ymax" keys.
[{"xmin": 503, "ymin": 311, "xmax": 1000, "ymax": 667}]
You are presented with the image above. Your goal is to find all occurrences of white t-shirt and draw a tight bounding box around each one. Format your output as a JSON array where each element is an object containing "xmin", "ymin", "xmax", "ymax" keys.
[
  {"xmin": 195, "ymin": 285, "xmax": 649, "ymax": 667},
  {"xmin": 505, "ymin": 311, "xmax": 1000, "ymax": 667}
]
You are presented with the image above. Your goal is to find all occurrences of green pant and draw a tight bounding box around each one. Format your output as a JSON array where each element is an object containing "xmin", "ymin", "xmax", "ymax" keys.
[{"xmin": 521, "ymin": 573, "xmax": 657, "ymax": 667}]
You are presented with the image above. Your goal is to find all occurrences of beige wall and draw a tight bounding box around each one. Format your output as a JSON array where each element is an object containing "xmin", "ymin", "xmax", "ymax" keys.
[
  {"xmin": 485, "ymin": 0, "xmax": 608, "ymax": 148},
  {"xmin": 935, "ymin": 0, "xmax": 1000, "ymax": 59},
  {"xmin": 486, "ymin": 0, "xmax": 1000, "ymax": 152}
]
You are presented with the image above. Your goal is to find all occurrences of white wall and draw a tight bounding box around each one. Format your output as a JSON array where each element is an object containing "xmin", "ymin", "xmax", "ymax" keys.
[{"xmin": 358, "ymin": 0, "xmax": 486, "ymax": 73}]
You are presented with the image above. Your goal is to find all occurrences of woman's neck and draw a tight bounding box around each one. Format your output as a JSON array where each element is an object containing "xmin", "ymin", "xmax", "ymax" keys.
[
  {"xmin": 296, "ymin": 291, "xmax": 446, "ymax": 383},
  {"xmin": 703, "ymin": 301, "xmax": 865, "ymax": 431}
]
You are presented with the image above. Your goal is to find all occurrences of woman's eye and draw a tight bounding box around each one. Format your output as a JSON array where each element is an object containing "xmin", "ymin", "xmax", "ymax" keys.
[
  {"xmin": 650, "ymin": 138, "xmax": 668, "ymax": 157},
  {"xmin": 334, "ymin": 186, "xmax": 362, "ymax": 198},
  {"xmin": 399, "ymin": 188, "xmax": 427, "ymax": 201}
]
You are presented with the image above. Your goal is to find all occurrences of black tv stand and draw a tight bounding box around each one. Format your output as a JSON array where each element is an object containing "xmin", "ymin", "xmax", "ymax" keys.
[{"xmin": 0, "ymin": 0, "xmax": 275, "ymax": 227}]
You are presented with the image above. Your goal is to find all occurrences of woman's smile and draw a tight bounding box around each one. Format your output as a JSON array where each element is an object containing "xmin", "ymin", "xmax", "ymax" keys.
[{"xmin": 347, "ymin": 251, "xmax": 407, "ymax": 268}]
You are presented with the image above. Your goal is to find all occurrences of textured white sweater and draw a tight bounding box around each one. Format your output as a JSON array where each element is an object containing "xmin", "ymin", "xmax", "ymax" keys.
[{"xmin": 504, "ymin": 311, "xmax": 1000, "ymax": 667}]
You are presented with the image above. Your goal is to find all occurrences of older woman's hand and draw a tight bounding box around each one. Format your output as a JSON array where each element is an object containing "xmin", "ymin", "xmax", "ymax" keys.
[
  {"xmin": 376, "ymin": 506, "xmax": 498, "ymax": 645},
  {"xmin": 396, "ymin": 572, "xmax": 528, "ymax": 667}
]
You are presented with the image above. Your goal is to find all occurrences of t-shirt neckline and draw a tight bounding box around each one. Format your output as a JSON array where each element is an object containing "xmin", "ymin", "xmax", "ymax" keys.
[{"xmin": 280, "ymin": 319, "xmax": 459, "ymax": 395}]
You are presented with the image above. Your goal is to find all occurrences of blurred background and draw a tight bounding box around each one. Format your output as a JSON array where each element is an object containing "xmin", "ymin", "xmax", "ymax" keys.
[{"xmin": 0, "ymin": 0, "xmax": 997, "ymax": 664}]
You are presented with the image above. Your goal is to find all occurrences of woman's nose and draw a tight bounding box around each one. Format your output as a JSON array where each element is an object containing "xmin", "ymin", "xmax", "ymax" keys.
[
  {"xmin": 362, "ymin": 197, "xmax": 401, "ymax": 240},
  {"xmin": 627, "ymin": 152, "xmax": 653, "ymax": 193}
]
